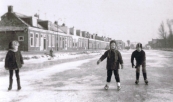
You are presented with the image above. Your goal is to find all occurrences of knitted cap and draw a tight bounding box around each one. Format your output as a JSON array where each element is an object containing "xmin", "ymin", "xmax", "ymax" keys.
[
  {"xmin": 110, "ymin": 40, "xmax": 117, "ymax": 46},
  {"xmin": 136, "ymin": 43, "xmax": 142, "ymax": 49}
]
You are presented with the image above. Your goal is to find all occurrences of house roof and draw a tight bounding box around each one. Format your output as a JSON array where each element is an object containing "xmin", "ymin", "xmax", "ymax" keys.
[
  {"xmin": 0, "ymin": 26, "xmax": 25, "ymax": 31},
  {"xmin": 13, "ymin": 12, "xmax": 31, "ymax": 27},
  {"xmin": 14, "ymin": 12, "xmax": 30, "ymax": 18}
]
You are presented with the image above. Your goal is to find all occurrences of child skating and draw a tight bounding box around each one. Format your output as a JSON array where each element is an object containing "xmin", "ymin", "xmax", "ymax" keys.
[
  {"xmin": 97, "ymin": 40, "xmax": 123, "ymax": 90},
  {"xmin": 5, "ymin": 40, "xmax": 24, "ymax": 91},
  {"xmin": 131, "ymin": 43, "xmax": 148, "ymax": 85}
]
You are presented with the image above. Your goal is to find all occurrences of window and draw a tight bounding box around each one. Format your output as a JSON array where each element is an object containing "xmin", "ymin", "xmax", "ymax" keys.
[
  {"xmin": 67, "ymin": 37, "xmax": 69, "ymax": 47},
  {"xmin": 80, "ymin": 39, "xmax": 82, "ymax": 47},
  {"xmin": 35, "ymin": 33, "xmax": 39, "ymax": 47},
  {"xmin": 78, "ymin": 39, "xmax": 80, "ymax": 47},
  {"xmin": 52, "ymin": 35, "xmax": 55, "ymax": 47},
  {"xmin": 59, "ymin": 36, "xmax": 62, "ymax": 47},
  {"xmin": 18, "ymin": 36, "xmax": 24, "ymax": 41},
  {"xmin": 49, "ymin": 34, "xmax": 51, "ymax": 47},
  {"xmin": 73, "ymin": 39, "xmax": 75, "ymax": 47},
  {"xmin": 69, "ymin": 38, "xmax": 71, "ymax": 48},
  {"xmin": 30, "ymin": 32, "xmax": 34, "ymax": 47}
]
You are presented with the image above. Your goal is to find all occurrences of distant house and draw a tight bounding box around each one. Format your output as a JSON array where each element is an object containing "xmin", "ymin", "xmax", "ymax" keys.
[
  {"xmin": 0, "ymin": 6, "xmax": 70, "ymax": 51},
  {"xmin": 148, "ymin": 39, "xmax": 165, "ymax": 48},
  {"xmin": 115, "ymin": 40, "xmax": 125, "ymax": 50}
]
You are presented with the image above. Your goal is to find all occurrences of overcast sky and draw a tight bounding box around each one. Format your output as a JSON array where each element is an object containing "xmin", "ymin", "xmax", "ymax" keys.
[{"xmin": 0, "ymin": 0, "xmax": 173, "ymax": 45}]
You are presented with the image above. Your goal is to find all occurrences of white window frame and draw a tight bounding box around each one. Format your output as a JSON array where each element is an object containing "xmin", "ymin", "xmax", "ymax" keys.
[
  {"xmin": 30, "ymin": 32, "xmax": 34, "ymax": 47},
  {"xmin": 60, "ymin": 36, "xmax": 62, "ymax": 48},
  {"xmin": 67, "ymin": 37, "xmax": 69, "ymax": 47},
  {"xmin": 49, "ymin": 34, "xmax": 51, "ymax": 47},
  {"xmin": 52, "ymin": 35, "xmax": 55, "ymax": 47},
  {"xmin": 69, "ymin": 38, "xmax": 71, "ymax": 48},
  {"xmin": 18, "ymin": 36, "xmax": 24, "ymax": 41}
]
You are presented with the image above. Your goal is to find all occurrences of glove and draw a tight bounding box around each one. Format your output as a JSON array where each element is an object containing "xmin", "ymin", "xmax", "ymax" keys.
[
  {"xmin": 135, "ymin": 64, "xmax": 140, "ymax": 68},
  {"xmin": 121, "ymin": 64, "xmax": 123, "ymax": 69},
  {"xmin": 132, "ymin": 64, "xmax": 135, "ymax": 68},
  {"xmin": 97, "ymin": 59, "xmax": 101, "ymax": 65}
]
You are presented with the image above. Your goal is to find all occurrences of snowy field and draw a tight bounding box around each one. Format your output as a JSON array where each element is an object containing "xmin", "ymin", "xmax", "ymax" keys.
[{"xmin": 0, "ymin": 50, "xmax": 173, "ymax": 102}]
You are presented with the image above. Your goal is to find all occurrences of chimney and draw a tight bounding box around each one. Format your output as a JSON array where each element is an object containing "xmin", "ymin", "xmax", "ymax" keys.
[
  {"xmin": 54, "ymin": 21, "xmax": 58, "ymax": 25},
  {"xmin": 8, "ymin": 6, "xmax": 13, "ymax": 13},
  {"xmin": 62, "ymin": 23, "xmax": 65, "ymax": 26}
]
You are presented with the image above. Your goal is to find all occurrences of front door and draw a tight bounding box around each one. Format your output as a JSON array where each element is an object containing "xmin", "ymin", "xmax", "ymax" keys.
[
  {"xmin": 40, "ymin": 34, "xmax": 44, "ymax": 51},
  {"xmin": 44, "ymin": 39, "xmax": 46, "ymax": 50}
]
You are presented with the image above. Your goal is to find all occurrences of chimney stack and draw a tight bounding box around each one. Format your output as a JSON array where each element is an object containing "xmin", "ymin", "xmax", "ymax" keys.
[
  {"xmin": 54, "ymin": 21, "xmax": 58, "ymax": 25},
  {"xmin": 8, "ymin": 6, "xmax": 13, "ymax": 13}
]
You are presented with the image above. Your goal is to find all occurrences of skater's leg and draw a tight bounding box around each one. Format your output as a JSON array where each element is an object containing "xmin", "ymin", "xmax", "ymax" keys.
[
  {"xmin": 142, "ymin": 62, "xmax": 147, "ymax": 80},
  {"xmin": 142, "ymin": 62, "xmax": 148, "ymax": 84},
  {"xmin": 107, "ymin": 70, "xmax": 112, "ymax": 83},
  {"xmin": 114, "ymin": 69, "xmax": 121, "ymax": 90},
  {"xmin": 15, "ymin": 70, "xmax": 20, "ymax": 80},
  {"xmin": 15, "ymin": 70, "xmax": 21, "ymax": 90},
  {"xmin": 9, "ymin": 70, "xmax": 13, "ymax": 80},
  {"xmin": 105, "ymin": 70, "xmax": 112, "ymax": 89},
  {"xmin": 114, "ymin": 69, "xmax": 120, "ymax": 82},
  {"xmin": 135, "ymin": 66, "xmax": 140, "ymax": 84},
  {"xmin": 8, "ymin": 70, "xmax": 13, "ymax": 90}
]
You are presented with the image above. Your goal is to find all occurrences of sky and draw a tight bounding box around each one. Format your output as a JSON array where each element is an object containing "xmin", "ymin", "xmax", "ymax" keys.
[{"xmin": 0, "ymin": 0, "xmax": 173, "ymax": 45}]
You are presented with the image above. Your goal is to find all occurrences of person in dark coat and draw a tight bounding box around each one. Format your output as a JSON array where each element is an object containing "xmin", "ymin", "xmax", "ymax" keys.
[
  {"xmin": 97, "ymin": 40, "xmax": 123, "ymax": 90},
  {"xmin": 5, "ymin": 40, "xmax": 24, "ymax": 90},
  {"xmin": 131, "ymin": 43, "xmax": 148, "ymax": 85}
]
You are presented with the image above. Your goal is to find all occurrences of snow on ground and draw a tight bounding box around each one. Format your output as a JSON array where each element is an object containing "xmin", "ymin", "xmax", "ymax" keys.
[
  {"xmin": 0, "ymin": 51, "xmax": 101, "ymax": 74},
  {"xmin": 0, "ymin": 55, "xmax": 99, "ymax": 102},
  {"xmin": 0, "ymin": 49, "xmax": 173, "ymax": 102}
]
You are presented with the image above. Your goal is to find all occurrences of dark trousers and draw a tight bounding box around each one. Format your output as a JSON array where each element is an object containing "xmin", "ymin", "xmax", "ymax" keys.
[
  {"xmin": 136, "ymin": 62, "xmax": 147, "ymax": 80},
  {"xmin": 107, "ymin": 69, "xmax": 120, "ymax": 82},
  {"xmin": 9, "ymin": 70, "xmax": 20, "ymax": 80}
]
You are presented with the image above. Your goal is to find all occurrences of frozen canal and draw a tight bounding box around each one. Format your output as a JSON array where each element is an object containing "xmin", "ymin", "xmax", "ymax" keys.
[{"xmin": 0, "ymin": 50, "xmax": 173, "ymax": 102}]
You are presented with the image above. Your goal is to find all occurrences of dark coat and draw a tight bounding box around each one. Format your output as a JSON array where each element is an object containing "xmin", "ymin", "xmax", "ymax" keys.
[
  {"xmin": 5, "ymin": 50, "xmax": 24, "ymax": 70},
  {"xmin": 100, "ymin": 49, "xmax": 123, "ymax": 70},
  {"xmin": 131, "ymin": 50, "xmax": 146, "ymax": 66}
]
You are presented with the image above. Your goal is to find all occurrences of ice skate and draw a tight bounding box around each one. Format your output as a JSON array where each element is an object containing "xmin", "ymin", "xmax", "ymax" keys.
[
  {"xmin": 144, "ymin": 80, "xmax": 148, "ymax": 85},
  {"xmin": 117, "ymin": 86, "xmax": 121, "ymax": 91},
  {"xmin": 135, "ymin": 80, "xmax": 139, "ymax": 84},
  {"xmin": 104, "ymin": 84, "xmax": 109, "ymax": 90},
  {"xmin": 8, "ymin": 79, "xmax": 13, "ymax": 91}
]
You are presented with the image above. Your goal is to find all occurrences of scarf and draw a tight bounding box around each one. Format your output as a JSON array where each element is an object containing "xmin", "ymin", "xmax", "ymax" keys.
[
  {"xmin": 9, "ymin": 49, "xmax": 18, "ymax": 52},
  {"xmin": 107, "ymin": 49, "xmax": 118, "ymax": 62}
]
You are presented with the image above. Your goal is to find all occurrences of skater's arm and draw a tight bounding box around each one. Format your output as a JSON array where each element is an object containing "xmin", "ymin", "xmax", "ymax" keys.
[
  {"xmin": 97, "ymin": 51, "xmax": 108, "ymax": 65},
  {"xmin": 19, "ymin": 51, "xmax": 24, "ymax": 64},
  {"xmin": 99, "ymin": 51, "xmax": 108, "ymax": 61},
  {"xmin": 118, "ymin": 51, "xmax": 123, "ymax": 64},
  {"xmin": 5, "ymin": 51, "xmax": 10, "ymax": 69},
  {"xmin": 118, "ymin": 51, "xmax": 123, "ymax": 69},
  {"xmin": 131, "ymin": 52, "xmax": 135, "ymax": 68}
]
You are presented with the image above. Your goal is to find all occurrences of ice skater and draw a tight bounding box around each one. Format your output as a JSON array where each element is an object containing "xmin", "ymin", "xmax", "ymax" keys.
[
  {"xmin": 5, "ymin": 40, "xmax": 24, "ymax": 91},
  {"xmin": 97, "ymin": 40, "xmax": 123, "ymax": 90},
  {"xmin": 131, "ymin": 43, "xmax": 148, "ymax": 85}
]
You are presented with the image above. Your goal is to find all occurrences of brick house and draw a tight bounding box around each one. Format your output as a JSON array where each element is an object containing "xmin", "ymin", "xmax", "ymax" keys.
[
  {"xmin": 0, "ymin": 6, "xmax": 115, "ymax": 51},
  {"xmin": 0, "ymin": 6, "xmax": 74, "ymax": 51}
]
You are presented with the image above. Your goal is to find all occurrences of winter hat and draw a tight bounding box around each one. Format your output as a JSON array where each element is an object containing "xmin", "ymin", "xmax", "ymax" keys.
[
  {"xmin": 8, "ymin": 40, "xmax": 19, "ymax": 50},
  {"xmin": 136, "ymin": 43, "xmax": 142, "ymax": 49},
  {"xmin": 109, "ymin": 40, "xmax": 117, "ymax": 46}
]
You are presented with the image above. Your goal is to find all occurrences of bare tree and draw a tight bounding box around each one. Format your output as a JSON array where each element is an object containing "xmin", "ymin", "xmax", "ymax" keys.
[
  {"xmin": 158, "ymin": 22, "xmax": 167, "ymax": 47},
  {"xmin": 127, "ymin": 40, "xmax": 130, "ymax": 47},
  {"xmin": 167, "ymin": 19, "xmax": 173, "ymax": 47}
]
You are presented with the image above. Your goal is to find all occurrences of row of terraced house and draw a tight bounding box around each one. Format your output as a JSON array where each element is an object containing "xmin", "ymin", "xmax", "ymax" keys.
[{"xmin": 0, "ymin": 6, "xmax": 125, "ymax": 51}]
